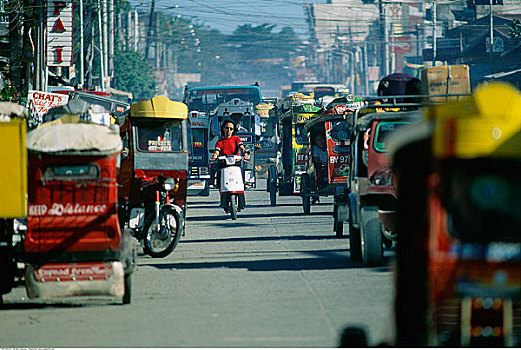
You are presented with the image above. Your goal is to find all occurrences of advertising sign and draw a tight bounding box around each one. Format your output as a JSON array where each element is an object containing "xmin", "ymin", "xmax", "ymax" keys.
[
  {"xmin": 47, "ymin": 0, "xmax": 73, "ymax": 67},
  {"xmin": 28, "ymin": 90, "xmax": 69, "ymax": 116}
]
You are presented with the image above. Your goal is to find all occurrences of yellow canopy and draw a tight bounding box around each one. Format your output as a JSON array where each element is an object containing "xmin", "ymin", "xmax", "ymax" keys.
[
  {"xmin": 431, "ymin": 82, "xmax": 521, "ymax": 159},
  {"xmin": 130, "ymin": 95, "xmax": 188, "ymax": 119}
]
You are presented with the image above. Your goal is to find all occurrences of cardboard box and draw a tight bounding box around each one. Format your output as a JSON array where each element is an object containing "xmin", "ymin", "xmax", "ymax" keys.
[{"xmin": 421, "ymin": 65, "xmax": 471, "ymax": 101}]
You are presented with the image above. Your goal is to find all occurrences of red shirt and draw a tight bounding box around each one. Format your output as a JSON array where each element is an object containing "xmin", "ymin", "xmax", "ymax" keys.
[{"xmin": 215, "ymin": 136, "xmax": 243, "ymax": 156}]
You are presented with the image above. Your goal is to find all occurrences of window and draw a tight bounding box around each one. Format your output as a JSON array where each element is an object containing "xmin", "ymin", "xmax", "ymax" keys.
[
  {"xmin": 135, "ymin": 118, "xmax": 183, "ymax": 152},
  {"xmin": 374, "ymin": 121, "xmax": 409, "ymax": 152},
  {"xmin": 186, "ymin": 87, "xmax": 262, "ymax": 111},
  {"xmin": 43, "ymin": 164, "xmax": 99, "ymax": 181}
]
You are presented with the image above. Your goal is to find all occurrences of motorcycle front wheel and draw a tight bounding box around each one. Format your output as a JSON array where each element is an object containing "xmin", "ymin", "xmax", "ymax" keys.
[
  {"xmin": 143, "ymin": 209, "xmax": 182, "ymax": 258},
  {"xmin": 230, "ymin": 194, "xmax": 238, "ymax": 220}
]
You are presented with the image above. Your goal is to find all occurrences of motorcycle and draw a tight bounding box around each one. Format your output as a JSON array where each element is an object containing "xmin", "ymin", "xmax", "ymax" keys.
[
  {"xmin": 216, "ymin": 155, "xmax": 246, "ymax": 220},
  {"xmin": 118, "ymin": 95, "xmax": 188, "ymax": 258},
  {"xmin": 133, "ymin": 175, "xmax": 183, "ymax": 258}
]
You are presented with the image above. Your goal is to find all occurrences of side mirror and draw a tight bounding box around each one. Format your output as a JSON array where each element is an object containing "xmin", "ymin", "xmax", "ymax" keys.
[{"xmin": 355, "ymin": 124, "xmax": 367, "ymax": 133}]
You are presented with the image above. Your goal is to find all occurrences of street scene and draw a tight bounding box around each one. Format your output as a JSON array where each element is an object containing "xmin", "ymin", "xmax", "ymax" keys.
[
  {"xmin": 2, "ymin": 0, "xmax": 521, "ymax": 348},
  {"xmin": 0, "ymin": 188, "xmax": 393, "ymax": 347}
]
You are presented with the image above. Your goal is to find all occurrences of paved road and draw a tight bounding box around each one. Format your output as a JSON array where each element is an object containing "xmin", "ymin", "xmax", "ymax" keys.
[{"xmin": 0, "ymin": 181, "xmax": 393, "ymax": 347}]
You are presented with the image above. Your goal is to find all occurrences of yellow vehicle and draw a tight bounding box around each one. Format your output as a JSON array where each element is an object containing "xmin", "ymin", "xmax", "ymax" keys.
[
  {"xmin": 118, "ymin": 96, "xmax": 189, "ymax": 258},
  {"xmin": 0, "ymin": 103, "xmax": 28, "ymax": 304},
  {"xmin": 254, "ymin": 99, "xmax": 277, "ymax": 179},
  {"xmin": 392, "ymin": 82, "xmax": 521, "ymax": 346},
  {"xmin": 267, "ymin": 93, "xmax": 321, "ymax": 206}
]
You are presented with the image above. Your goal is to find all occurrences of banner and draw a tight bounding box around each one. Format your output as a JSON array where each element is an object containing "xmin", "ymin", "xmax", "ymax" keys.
[{"xmin": 47, "ymin": 0, "xmax": 73, "ymax": 67}]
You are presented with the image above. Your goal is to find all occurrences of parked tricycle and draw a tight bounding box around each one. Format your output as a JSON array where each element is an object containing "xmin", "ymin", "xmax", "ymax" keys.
[
  {"xmin": 23, "ymin": 115, "xmax": 135, "ymax": 304},
  {"xmin": 0, "ymin": 103, "xmax": 28, "ymax": 305},
  {"xmin": 118, "ymin": 96, "xmax": 188, "ymax": 258}
]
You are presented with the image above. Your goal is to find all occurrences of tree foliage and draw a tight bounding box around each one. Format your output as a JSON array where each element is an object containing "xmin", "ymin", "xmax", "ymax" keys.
[{"xmin": 112, "ymin": 49, "xmax": 157, "ymax": 101}]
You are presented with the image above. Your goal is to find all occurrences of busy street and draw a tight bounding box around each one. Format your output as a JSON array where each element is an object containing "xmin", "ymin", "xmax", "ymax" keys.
[
  {"xmin": 3, "ymin": 0, "xmax": 521, "ymax": 347},
  {"xmin": 0, "ymin": 185, "xmax": 392, "ymax": 347}
]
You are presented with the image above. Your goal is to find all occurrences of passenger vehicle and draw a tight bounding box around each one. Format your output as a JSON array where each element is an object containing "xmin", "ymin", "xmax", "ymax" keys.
[
  {"xmin": 0, "ymin": 103, "xmax": 28, "ymax": 305},
  {"xmin": 118, "ymin": 96, "xmax": 188, "ymax": 258},
  {"xmin": 301, "ymin": 97, "xmax": 363, "ymax": 236},
  {"xmin": 348, "ymin": 102, "xmax": 422, "ymax": 266},
  {"xmin": 23, "ymin": 115, "xmax": 136, "ymax": 304},
  {"xmin": 187, "ymin": 111, "xmax": 211, "ymax": 196},
  {"xmin": 183, "ymin": 84, "xmax": 262, "ymax": 113},
  {"xmin": 254, "ymin": 99, "xmax": 277, "ymax": 179},
  {"xmin": 267, "ymin": 93, "xmax": 321, "ymax": 206},
  {"xmin": 212, "ymin": 98, "xmax": 257, "ymax": 188},
  {"xmin": 390, "ymin": 82, "xmax": 521, "ymax": 346}
]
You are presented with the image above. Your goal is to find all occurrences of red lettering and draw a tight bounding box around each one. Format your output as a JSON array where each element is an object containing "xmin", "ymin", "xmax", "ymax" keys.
[
  {"xmin": 53, "ymin": 47, "xmax": 64, "ymax": 63},
  {"xmin": 51, "ymin": 18, "xmax": 66, "ymax": 32},
  {"xmin": 53, "ymin": 1, "xmax": 67, "ymax": 15}
]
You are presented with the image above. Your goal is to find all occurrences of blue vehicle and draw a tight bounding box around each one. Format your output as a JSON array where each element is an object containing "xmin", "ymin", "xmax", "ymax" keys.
[
  {"xmin": 183, "ymin": 84, "xmax": 262, "ymax": 113},
  {"xmin": 183, "ymin": 84, "xmax": 262, "ymax": 188},
  {"xmin": 187, "ymin": 111, "xmax": 211, "ymax": 196}
]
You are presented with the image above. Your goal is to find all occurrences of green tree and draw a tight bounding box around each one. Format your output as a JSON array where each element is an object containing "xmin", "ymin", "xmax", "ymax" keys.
[{"xmin": 112, "ymin": 49, "xmax": 157, "ymax": 101}]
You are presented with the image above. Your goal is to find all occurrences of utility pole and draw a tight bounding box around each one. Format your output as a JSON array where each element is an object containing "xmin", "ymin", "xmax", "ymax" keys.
[
  {"xmin": 98, "ymin": 0, "xmax": 106, "ymax": 90},
  {"xmin": 134, "ymin": 9, "xmax": 139, "ymax": 51},
  {"xmin": 7, "ymin": 0, "xmax": 22, "ymax": 91},
  {"xmin": 108, "ymin": 0, "xmax": 114, "ymax": 78},
  {"xmin": 432, "ymin": 0, "xmax": 437, "ymax": 66},
  {"xmin": 79, "ymin": 0, "xmax": 84, "ymax": 87},
  {"xmin": 489, "ymin": 0, "xmax": 494, "ymax": 71},
  {"xmin": 378, "ymin": 0, "xmax": 388, "ymax": 77},
  {"xmin": 102, "ymin": 0, "xmax": 108, "ymax": 86},
  {"xmin": 145, "ymin": 0, "xmax": 155, "ymax": 60}
]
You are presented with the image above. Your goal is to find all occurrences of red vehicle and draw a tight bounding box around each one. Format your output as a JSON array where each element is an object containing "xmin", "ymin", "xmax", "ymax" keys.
[
  {"xmin": 348, "ymin": 105, "xmax": 422, "ymax": 266},
  {"xmin": 118, "ymin": 96, "xmax": 188, "ymax": 258},
  {"xmin": 301, "ymin": 99, "xmax": 359, "ymax": 236},
  {"xmin": 24, "ymin": 120, "xmax": 135, "ymax": 304}
]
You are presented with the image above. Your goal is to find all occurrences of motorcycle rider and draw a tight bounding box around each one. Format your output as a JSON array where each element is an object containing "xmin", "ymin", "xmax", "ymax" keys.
[{"xmin": 210, "ymin": 119, "xmax": 250, "ymax": 211}]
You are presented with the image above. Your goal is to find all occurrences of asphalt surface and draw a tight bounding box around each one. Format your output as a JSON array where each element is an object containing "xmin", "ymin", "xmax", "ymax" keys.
[{"xmin": 0, "ymin": 180, "xmax": 394, "ymax": 347}]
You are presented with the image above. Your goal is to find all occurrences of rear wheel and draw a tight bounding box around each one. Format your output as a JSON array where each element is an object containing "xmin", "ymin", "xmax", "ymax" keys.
[
  {"xmin": 360, "ymin": 206, "xmax": 384, "ymax": 266},
  {"xmin": 230, "ymin": 194, "xmax": 238, "ymax": 220},
  {"xmin": 268, "ymin": 168, "xmax": 277, "ymax": 207},
  {"xmin": 143, "ymin": 209, "xmax": 182, "ymax": 258},
  {"xmin": 122, "ymin": 273, "xmax": 131, "ymax": 304},
  {"xmin": 301, "ymin": 174, "xmax": 311, "ymax": 215},
  {"xmin": 349, "ymin": 205, "xmax": 362, "ymax": 262},
  {"xmin": 334, "ymin": 204, "xmax": 344, "ymax": 237}
]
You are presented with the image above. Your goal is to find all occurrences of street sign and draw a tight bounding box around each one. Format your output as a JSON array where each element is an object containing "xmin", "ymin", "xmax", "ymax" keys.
[
  {"xmin": 47, "ymin": 0, "xmax": 73, "ymax": 67},
  {"xmin": 28, "ymin": 90, "xmax": 69, "ymax": 116},
  {"xmin": 391, "ymin": 36, "xmax": 412, "ymax": 53}
]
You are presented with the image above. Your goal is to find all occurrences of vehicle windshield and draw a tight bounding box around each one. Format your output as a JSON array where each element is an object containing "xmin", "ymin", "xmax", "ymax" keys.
[
  {"xmin": 186, "ymin": 87, "xmax": 262, "ymax": 111},
  {"xmin": 259, "ymin": 116, "xmax": 276, "ymax": 141},
  {"xmin": 188, "ymin": 128, "xmax": 207, "ymax": 153},
  {"xmin": 445, "ymin": 160, "xmax": 521, "ymax": 243},
  {"xmin": 374, "ymin": 121, "xmax": 409, "ymax": 152},
  {"xmin": 295, "ymin": 123, "xmax": 309, "ymax": 145},
  {"xmin": 134, "ymin": 118, "xmax": 183, "ymax": 152},
  {"xmin": 314, "ymin": 87, "xmax": 335, "ymax": 99}
]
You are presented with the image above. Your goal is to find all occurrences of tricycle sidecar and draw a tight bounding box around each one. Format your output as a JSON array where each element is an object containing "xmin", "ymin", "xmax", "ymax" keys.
[{"xmin": 25, "ymin": 118, "xmax": 135, "ymax": 304}]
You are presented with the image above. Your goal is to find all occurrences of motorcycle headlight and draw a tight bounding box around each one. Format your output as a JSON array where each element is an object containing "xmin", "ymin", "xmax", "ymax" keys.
[{"xmin": 163, "ymin": 177, "xmax": 176, "ymax": 191}]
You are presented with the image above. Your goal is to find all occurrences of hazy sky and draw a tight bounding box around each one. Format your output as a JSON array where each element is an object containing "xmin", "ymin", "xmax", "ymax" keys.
[{"xmin": 133, "ymin": 0, "xmax": 326, "ymax": 36}]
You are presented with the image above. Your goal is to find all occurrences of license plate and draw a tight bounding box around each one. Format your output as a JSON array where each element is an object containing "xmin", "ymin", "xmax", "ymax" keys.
[{"xmin": 188, "ymin": 181, "xmax": 205, "ymax": 190}]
